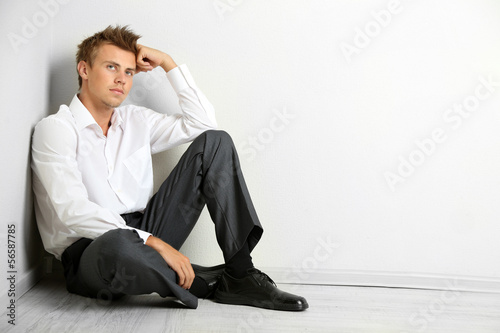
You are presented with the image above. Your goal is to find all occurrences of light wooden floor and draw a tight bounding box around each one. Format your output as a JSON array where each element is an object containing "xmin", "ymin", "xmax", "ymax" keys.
[{"xmin": 2, "ymin": 273, "xmax": 500, "ymax": 333}]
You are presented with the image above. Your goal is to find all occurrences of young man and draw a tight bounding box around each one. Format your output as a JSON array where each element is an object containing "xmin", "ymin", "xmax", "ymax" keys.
[{"xmin": 31, "ymin": 26, "xmax": 308, "ymax": 311}]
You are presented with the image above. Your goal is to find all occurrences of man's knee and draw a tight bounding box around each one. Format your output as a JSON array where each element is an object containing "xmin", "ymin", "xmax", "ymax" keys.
[
  {"xmin": 81, "ymin": 229, "xmax": 143, "ymax": 277},
  {"xmin": 203, "ymin": 130, "xmax": 234, "ymax": 150},
  {"xmin": 204, "ymin": 129, "xmax": 231, "ymax": 141},
  {"xmin": 78, "ymin": 229, "xmax": 141, "ymax": 299}
]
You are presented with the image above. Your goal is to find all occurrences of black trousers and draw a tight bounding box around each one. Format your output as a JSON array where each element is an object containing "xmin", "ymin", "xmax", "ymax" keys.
[{"xmin": 61, "ymin": 130, "xmax": 263, "ymax": 309}]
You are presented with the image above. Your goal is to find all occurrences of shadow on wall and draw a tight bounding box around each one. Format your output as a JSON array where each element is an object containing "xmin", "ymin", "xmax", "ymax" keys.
[
  {"xmin": 48, "ymin": 56, "xmax": 79, "ymax": 115},
  {"xmin": 24, "ymin": 144, "xmax": 45, "ymax": 274}
]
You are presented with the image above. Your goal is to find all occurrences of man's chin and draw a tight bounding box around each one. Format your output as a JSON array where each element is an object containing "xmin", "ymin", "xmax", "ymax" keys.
[
  {"xmin": 104, "ymin": 102, "xmax": 122, "ymax": 108},
  {"xmin": 103, "ymin": 98, "xmax": 125, "ymax": 108}
]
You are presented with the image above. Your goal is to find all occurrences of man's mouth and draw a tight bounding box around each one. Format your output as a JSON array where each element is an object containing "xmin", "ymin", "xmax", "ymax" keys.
[{"xmin": 110, "ymin": 88, "xmax": 124, "ymax": 95}]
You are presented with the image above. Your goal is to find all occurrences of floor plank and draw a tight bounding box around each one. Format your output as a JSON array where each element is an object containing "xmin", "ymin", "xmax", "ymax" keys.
[{"xmin": 2, "ymin": 274, "xmax": 500, "ymax": 332}]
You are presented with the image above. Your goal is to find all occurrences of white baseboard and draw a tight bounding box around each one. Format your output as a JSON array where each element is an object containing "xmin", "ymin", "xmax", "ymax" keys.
[
  {"xmin": 261, "ymin": 267, "xmax": 500, "ymax": 294},
  {"xmin": 1, "ymin": 263, "xmax": 45, "ymax": 304},
  {"xmin": 17, "ymin": 263, "xmax": 45, "ymax": 297}
]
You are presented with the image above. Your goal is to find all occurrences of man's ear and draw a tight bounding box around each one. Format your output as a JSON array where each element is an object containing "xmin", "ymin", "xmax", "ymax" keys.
[{"xmin": 77, "ymin": 60, "xmax": 89, "ymax": 82}]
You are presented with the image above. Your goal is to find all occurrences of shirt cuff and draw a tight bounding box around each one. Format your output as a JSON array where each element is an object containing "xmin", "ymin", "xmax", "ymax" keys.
[
  {"xmin": 134, "ymin": 228, "xmax": 152, "ymax": 244},
  {"xmin": 166, "ymin": 64, "xmax": 193, "ymax": 93}
]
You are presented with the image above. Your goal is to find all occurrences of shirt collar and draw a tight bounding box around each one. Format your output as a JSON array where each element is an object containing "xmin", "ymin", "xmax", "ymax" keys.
[{"xmin": 69, "ymin": 94, "xmax": 98, "ymax": 131}]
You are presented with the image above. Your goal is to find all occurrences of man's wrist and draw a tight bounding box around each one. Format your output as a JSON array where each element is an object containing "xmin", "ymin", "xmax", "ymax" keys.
[
  {"xmin": 161, "ymin": 55, "xmax": 177, "ymax": 73},
  {"xmin": 146, "ymin": 235, "xmax": 169, "ymax": 255}
]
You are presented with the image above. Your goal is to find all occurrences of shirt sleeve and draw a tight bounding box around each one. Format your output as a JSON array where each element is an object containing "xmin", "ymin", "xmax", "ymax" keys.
[
  {"xmin": 31, "ymin": 117, "xmax": 152, "ymax": 243},
  {"xmin": 148, "ymin": 64, "xmax": 218, "ymax": 153}
]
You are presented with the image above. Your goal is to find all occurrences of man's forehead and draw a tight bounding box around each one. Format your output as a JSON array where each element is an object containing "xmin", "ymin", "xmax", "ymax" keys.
[{"xmin": 96, "ymin": 44, "xmax": 136, "ymax": 66}]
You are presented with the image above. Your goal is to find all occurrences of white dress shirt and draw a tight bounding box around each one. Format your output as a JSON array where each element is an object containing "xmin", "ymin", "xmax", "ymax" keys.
[{"xmin": 32, "ymin": 64, "xmax": 217, "ymax": 260}]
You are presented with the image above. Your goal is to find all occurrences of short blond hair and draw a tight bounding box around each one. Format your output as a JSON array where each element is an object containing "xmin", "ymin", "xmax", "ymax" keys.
[{"xmin": 76, "ymin": 25, "xmax": 141, "ymax": 88}]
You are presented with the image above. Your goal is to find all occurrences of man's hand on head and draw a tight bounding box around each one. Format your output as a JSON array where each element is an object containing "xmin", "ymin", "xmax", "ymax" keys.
[{"xmin": 136, "ymin": 44, "xmax": 178, "ymax": 73}]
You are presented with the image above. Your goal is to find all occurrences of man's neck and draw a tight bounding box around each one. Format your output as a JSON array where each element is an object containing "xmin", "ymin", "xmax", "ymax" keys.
[{"xmin": 77, "ymin": 92, "xmax": 114, "ymax": 136}]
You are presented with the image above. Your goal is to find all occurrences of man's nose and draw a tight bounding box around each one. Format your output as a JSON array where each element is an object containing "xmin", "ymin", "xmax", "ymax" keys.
[{"xmin": 115, "ymin": 71, "xmax": 127, "ymax": 84}]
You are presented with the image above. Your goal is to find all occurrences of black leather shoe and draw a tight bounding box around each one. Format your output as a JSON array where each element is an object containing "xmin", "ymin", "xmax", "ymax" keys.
[
  {"xmin": 192, "ymin": 264, "xmax": 225, "ymax": 299},
  {"xmin": 214, "ymin": 268, "xmax": 309, "ymax": 311}
]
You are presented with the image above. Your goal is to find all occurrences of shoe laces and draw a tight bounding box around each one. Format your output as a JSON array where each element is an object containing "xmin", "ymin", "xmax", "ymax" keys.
[{"xmin": 250, "ymin": 268, "xmax": 277, "ymax": 287}]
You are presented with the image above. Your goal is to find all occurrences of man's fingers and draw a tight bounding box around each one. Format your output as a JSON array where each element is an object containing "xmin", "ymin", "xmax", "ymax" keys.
[
  {"xmin": 176, "ymin": 266, "xmax": 186, "ymax": 288},
  {"xmin": 173, "ymin": 259, "xmax": 194, "ymax": 289},
  {"xmin": 146, "ymin": 237, "xmax": 194, "ymax": 289},
  {"xmin": 183, "ymin": 262, "xmax": 195, "ymax": 289},
  {"xmin": 183, "ymin": 264, "xmax": 194, "ymax": 289},
  {"xmin": 136, "ymin": 64, "xmax": 153, "ymax": 73},
  {"xmin": 187, "ymin": 264, "xmax": 195, "ymax": 287},
  {"xmin": 136, "ymin": 45, "xmax": 153, "ymax": 71},
  {"xmin": 136, "ymin": 56, "xmax": 152, "ymax": 72},
  {"xmin": 181, "ymin": 267, "xmax": 189, "ymax": 289}
]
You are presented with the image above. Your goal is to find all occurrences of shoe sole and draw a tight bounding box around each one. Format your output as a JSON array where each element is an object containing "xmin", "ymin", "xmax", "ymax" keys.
[{"xmin": 214, "ymin": 289, "xmax": 309, "ymax": 311}]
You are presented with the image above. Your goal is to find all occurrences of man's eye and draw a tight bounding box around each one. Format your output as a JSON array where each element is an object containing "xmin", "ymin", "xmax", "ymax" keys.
[
  {"xmin": 126, "ymin": 71, "xmax": 134, "ymax": 76},
  {"xmin": 107, "ymin": 65, "xmax": 116, "ymax": 70}
]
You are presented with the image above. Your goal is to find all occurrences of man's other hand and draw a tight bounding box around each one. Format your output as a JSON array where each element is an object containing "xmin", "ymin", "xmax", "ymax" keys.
[{"xmin": 145, "ymin": 235, "xmax": 195, "ymax": 289}]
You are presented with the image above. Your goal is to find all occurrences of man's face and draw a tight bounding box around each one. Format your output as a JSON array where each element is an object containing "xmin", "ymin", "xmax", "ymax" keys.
[{"xmin": 83, "ymin": 43, "xmax": 136, "ymax": 109}]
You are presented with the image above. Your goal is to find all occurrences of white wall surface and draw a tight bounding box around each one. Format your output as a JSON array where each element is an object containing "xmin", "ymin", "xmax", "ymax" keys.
[
  {"xmin": 1, "ymin": 0, "xmax": 500, "ymax": 300},
  {"xmin": 0, "ymin": 0, "xmax": 52, "ymax": 309}
]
